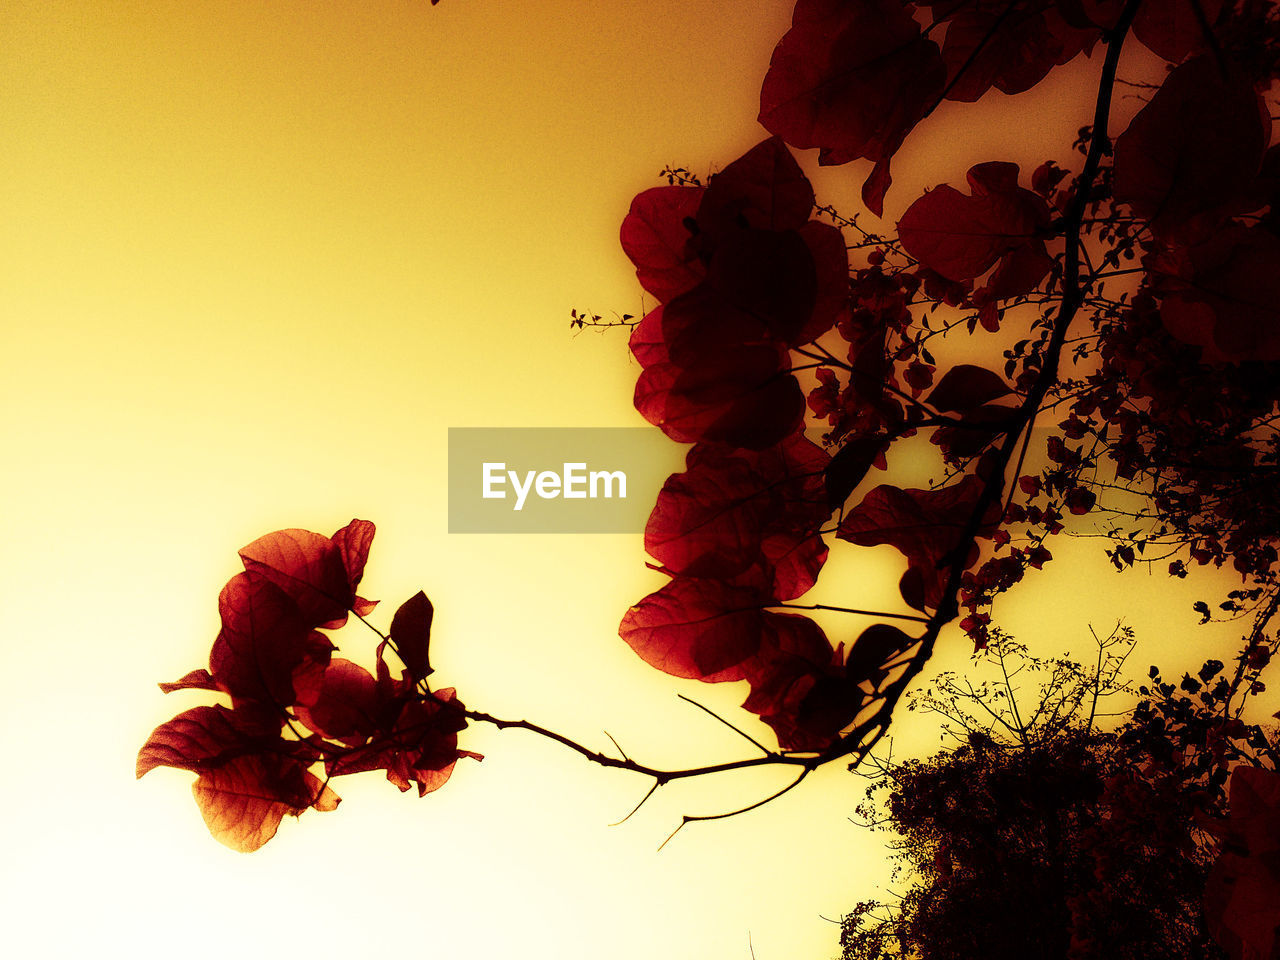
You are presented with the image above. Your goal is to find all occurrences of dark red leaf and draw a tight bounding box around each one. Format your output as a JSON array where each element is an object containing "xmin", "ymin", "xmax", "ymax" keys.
[
  {"xmin": 644, "ymin": 435, "xmax": 830, "ymax": 593},
  {"xmin": 1113, "ymin": 56, "xmax": 1269, "ymax": 237},
  {"xmin": 622, "ymin": 575, "xmax": 843, "ymax": 750},
  {"xmin": 333, "ymin": 519, "xmax": 375, "ymax": 599},
  {"xmin": 634, "ymin": 342, "xmax": 805, "ymax": 450},
  {"xmin": 326, "ymin": 688, "xmax": 477, "ymax": 797},
  {"xmin": 930, "ymin": 403, "xmax": 1018, "ymax": 460},
  {"xmin": 938, "ymin": 2, "xmax": 1073, "ymax": 103},
  {"xmin": 1065, "ymin": 486, "xmax": 1096, "ymax": 515},
  {"xmin": 697, "ymin": 137, "xmax": 814, "ymax": 236},
  {"xmin": 192, "ymin": 754, "xmax": 338, "ymax": 852},
  {"xmin": 620, "ymin": 186, "xmax": 707, "ymax": 303},
  {"xmin": 136, "ymin": 704, "xmax": 283, "ymax": 780},
  {"xmin": 1026, "ymin": 545, "xmax": 1053, "ymax": 568},
  {"xmin": 158, "ymin": 668, "xmax": 219, "ymax": 694},
  {"xmin": 137, "ymin": 704, "xmax": 337, "ymax": 852},
  {"xmin": 898, "ymin": 162, "xmax": 1051, "ymax": 285},
  {"xmin": 294, "ymin": 658, "xmax": 381, "ymax": 746},
  {"xmin": 390, "ymin": 590, "xmax": 434, "ymax": 682},
  {"xmin": 862, "ymin": 159, "xmax": 894, "ymax": 218},
  {"xmin": 619, "ymin": 577, "xmax": 769, "ymax": 680},
  {"xmin": 753, "ymin": 529, "xmax": 830, "ymax": 601},
  {"xmin": 210, "ymin": 572, "xmax": 333, "ymax": 707},
  {"xmin": 825, "ymin": 435, "xmax": 890, "ymax": 509},
  {"xmin": 238, "ymin": 519, "xmax": 377, "ymax": 630},
  {"xmin": 757, "ymin": 621, "xmax": 915, "ymax": 751},
  {"xmin": 1031, "ymin": 160, "xmax": 1069, "ymax": 197},
  {"xmin": 1149, "ymin": 224, "xmax": 1280, "ymax": 362},
  {"xmin": 926, "ymin": 364, "xmax": 1013, "ymax": 413},
  {"xmin": 982, "ymin": 240, "xmax": 1053, "ymax": 301},
  {"xmin": 1132, "ymin": 0, "xmax": 1224, "ymax": 63},
  {"xmin": 837, "ymin": 475, "xmax": 1000, "ymax": 610},
  {"xmin": 741, "ymin": 612, "xmax": 843, "ymax": 750},
  {"xmin": 844, "ymin": 622, "xmax": 913, "ymax": 687},
  {"xmin": 1204, "ymin": 766, "xmax": 1280, "ymax": 960},
  {"xmin": 801, "ymin": 220, "xmax": 852, "ymax": 336},
  {"xmin": 758, "ymin": 0, "xmax": 946, "ymax": 212},
  {"xmin": 628, "ymin": 306, "xmax": 667, "ymax": 368},
  {"xmin": 903, "ymin": 360, "xmax": 935, "ymax": 396},
  {"xmin": 704, "ymin": 227, "xmax": 819, "ymax": 346}
]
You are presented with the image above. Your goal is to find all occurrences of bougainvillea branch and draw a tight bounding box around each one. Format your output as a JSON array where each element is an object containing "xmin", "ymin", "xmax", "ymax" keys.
[{"xmin": 143, "ymin": 6, "xmax": 1280, "ymax": 950}]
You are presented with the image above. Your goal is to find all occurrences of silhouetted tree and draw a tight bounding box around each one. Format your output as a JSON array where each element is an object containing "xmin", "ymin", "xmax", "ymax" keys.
[{"xmin": 842, "ymin": 630, "xmax": 1277, "ymax": 960}]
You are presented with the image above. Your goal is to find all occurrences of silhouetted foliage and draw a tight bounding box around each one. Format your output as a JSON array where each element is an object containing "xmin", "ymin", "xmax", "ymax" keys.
[{"xmin": 842, "ymin": 631, "xmax": 1276, "ymax": 960}]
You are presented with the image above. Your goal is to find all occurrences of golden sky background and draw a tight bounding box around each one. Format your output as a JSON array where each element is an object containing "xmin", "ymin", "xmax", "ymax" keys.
[{"xmin": 1, "ymin": 3, "xmax": 1264, "ymax": 958}]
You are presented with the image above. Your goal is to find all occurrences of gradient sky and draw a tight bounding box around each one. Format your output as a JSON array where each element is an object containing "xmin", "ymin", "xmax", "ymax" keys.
[{"xmin": 1, "ymin": 3, "xmax": 1266, "ymax": 958}]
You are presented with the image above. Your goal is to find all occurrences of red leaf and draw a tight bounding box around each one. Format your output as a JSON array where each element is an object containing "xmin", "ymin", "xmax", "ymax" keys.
[
  {"xmin": 1065, "ymin": 486, "xmax": 1096, "ymax": 515},
  {"xmin": 937, "ymin": 1, "xmax": 1081, "ymax": 103},
  {"xmin": 861, "ymin": 159, "xmax": 894, "ymax": 218},
  {"xmin": 754, "ymin": 529, "xmax": 830, "ymax": 601},
  {"xmin": 704, "ymin": 227, "xmax": 819, "ymax": 346},
  {"xmin": 644, "ymin": 140, "xmax": 843, "ymax": 348},
  {"xmin": 619, "ymin": 577, "xmax": 769, "ymax": 680},
  {"xmin": 759, "ymin": 621, "xmax": 914, "ymax": 751},
  {"xmin": 801, "ymin": 220, "xmax": 852, "ymax": 340},
  {"xmin": 620, "ymin": 186, "xmax": 706, "ymax": 303},
  {"xmin": 1149, "ymin": 224, "xmax": 1280, "ymax": 362},
  {"xmin": 837, "ymin": 475, "xmax": 1000, "ymax": 610},
  {"xmin": 634, "ymin": 344, "xmax": 805, "ymax": 449},
  {"xmin": 982, "ymin": 240, "xmax": 1054, "ymax": 301},
  {"xmin": 158, "ymin": 668, "xmax": 219, "ymax": 694},
  {"xmin": 390, "ymin": 590, "xmax": 434, "ymax": 682},
  {"xmin": 697, "ymin": 137, "xmax": 814, "ymax": 236},
  {"xmin": 238, "ymin": 519, "xmax": 377, "ymax": 630},
  {"xmin": 326, "ymin": 688, "xmax": 475, "ymax": 797},
  {"xmin": 136, "ymin": 704, "xmax": 284, "ymax": 780},
  {"xmin": 628, "ymin": 306, "xmax": 667, "ymax": 368},
  {"xmin": 192, "ymin": 754, "xmax": 338, "ymax": 853},
  {"xmin": 825, "ymin": 435, "xmax": 890, "ymax": 509},
  {"xmin": 333, "ymin": 519, "xmax": 375, "ymax": 598},
  {"xmin": 1113, "ymin": 56, "xmax": 1269, "ymax": 237},
  {"xmin": 644, "ymin": 435, "xmax": 830, "ymax": 596},
  {"xmin": 898, "ymin": 162, "xmax": 1051, "ymax": 286},
  {"xmin": 930, "ymin": 403, "xmax": 1018, "ymax": 460},
  {"xmin": 903, "ymin": 360, "xmax": 935, "ymax": 396},
  {"xmin": 847, "ymin": 623, "xmax": 913, "ymax": 692},
  {"xmin": 622, "ymin": 577, "xmax": 844, "ymax": 749},
  {"xmin": 926, "ymin": 364, "xmax": 1013, "ymax": 413},
  {"xmin": 1031, "ymin": 160, "xmax": 1069, "ymax": 197},
  {"xmin": 210, "ymin": 572, "xmax": 333, "ymax": 707},
  {"xmin": 1205, "ymin": 766, "xmax": 1280, "ymax": 960},
  {"xmin": 294, "ymin": 658, "xmax": 381, "ymax": 746},
  {"xmin": 1132, "ymin": 0, "xmax": 1224, "ymax": 63},
  {"xmin": 742, "ymin": 612, "xmax": 844, "ymax": 750},
  {"xmin": 758, "ymin": 0, "xmax": 946, "ymax": 209},
  {"xmin": 137, "ymin": 705, "xmax": 337, "ymax": 852}
]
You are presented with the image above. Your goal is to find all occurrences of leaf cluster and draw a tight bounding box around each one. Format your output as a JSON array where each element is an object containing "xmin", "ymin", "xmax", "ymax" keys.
[{"xmin": 137, "ymin": 522, "xmax": 478, "ymax": 851}]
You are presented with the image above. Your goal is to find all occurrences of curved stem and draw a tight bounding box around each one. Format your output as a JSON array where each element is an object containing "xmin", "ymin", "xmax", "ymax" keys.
[{"xmin": 822, "ymin": 0, "xmax": 1144, "ymax": 770}]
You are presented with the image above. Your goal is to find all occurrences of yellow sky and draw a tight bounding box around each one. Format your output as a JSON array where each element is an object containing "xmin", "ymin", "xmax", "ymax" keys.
[{"xmin": 0, "ymin": 3, "xmax": 1264, "ymax": 958}]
